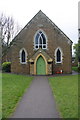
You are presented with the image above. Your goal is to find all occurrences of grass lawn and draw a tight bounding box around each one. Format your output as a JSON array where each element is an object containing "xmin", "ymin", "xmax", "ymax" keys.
[
  {"xmin": 2, "ymin": 73, "xmax": 33, "ymax": 118},
  {"xmin": 49, "ymin": 75, "xmax": 78, "ymax": 118}
]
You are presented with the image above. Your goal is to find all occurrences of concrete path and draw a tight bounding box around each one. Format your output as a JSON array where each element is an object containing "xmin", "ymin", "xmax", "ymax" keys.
[
  {"xmin": 11, "ymin": 76, "xmax": 60, "ymax": 118},
  {"xmin": 72, "ymin": 70, "xmax": 79, "ymax": 75}
]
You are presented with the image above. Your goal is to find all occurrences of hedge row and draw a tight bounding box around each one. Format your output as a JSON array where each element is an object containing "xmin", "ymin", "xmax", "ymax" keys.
[{"xmin": 2, "ymin": 62, "xmax": 11, "ymax": 72}]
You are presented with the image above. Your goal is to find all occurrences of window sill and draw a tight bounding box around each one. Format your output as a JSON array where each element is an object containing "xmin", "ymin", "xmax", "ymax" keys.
[
  {"xmin": 34, "ymin": 48, "xmax": 47, "ymax": 50},
  {"xmin": 55, "ymin": 62, "xmax": 62, "ymax": 64},
  {"xmin": 20, "ymin": 62, "xmax": 27, "ymax": 64},
  {"xmin": 56, "ymin": 62, "xmax": 62, "ymax": 63}
]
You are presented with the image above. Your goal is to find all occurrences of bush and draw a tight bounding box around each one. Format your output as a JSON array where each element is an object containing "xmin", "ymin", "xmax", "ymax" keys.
[
  {"xmin": 2, "ymin": 62, "xmax": 11, "ymax": 72},
  {"xmin": 78, "ymin": 67, "xmax": 80, "ymax": 72}
]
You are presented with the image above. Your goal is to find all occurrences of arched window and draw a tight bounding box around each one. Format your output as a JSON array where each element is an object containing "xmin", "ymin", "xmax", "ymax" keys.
[
  {"xmin": 55, "ymin": 47, "xmax": 63, "ymax": 63},
  {"xmin": 20, "ymin": 48, "xmax": 27, "ymax": 64},
  {"xmin": 34, "ymin": 30, "xmax": 47, "ymax": 49},
  {"xmin": 21, "ymin": 50, "xmax": 26, "ymax": 62},
  {"xmin": 57, "ymin": 49, "xmax": 61, "ymax": 62}
]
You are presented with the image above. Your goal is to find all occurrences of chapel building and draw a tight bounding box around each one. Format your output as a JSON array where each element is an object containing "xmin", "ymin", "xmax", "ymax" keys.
[{"xmin": 2, "ymin": 10, "xmax": 73, "ymax": 75}]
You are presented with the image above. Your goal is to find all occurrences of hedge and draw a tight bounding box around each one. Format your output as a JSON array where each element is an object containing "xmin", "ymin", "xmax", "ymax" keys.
[
  {"xmin": 78, "ymin": 65, "xmax": 80, "ymax": 72},
  {"xmin": 2, "ymin": 62, "xmax": 11, "ymax": 72}
]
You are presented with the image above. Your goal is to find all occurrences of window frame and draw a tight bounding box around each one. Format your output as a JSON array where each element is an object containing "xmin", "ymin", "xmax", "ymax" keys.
[
  {"xmin": 19, "ymin": 48, "xmax": 27, "ymax": 64},
  {"xmin": 34, "ymin": 30, "xmax": 47, "ymax": 50},
  {"xmin": 55, "ymin": 47, "xmax": 63, "ymax": 64}
]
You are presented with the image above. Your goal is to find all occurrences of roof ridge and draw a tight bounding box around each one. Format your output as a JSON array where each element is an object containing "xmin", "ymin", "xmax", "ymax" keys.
[{"xmin": 11, "ymin": 10, "xmax": 73, "ymax": 45}]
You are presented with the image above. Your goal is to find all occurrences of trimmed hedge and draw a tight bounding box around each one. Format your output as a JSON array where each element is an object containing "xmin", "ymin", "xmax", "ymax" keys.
[
  {"xmin": 78, "ymin": 66, "xmax": 80, "ymax": 72},
  {"xmin": 2, "ymin": 62, "xmax": 11, "ymax": 72}
]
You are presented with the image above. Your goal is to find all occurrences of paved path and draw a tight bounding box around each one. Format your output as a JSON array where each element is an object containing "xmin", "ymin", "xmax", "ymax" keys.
[
  {"xmin": 72, "ymin": 70, "xmax": 79, "ymax": 75},
  {"xmin": 11, "ymin": 76, "xmax": 60, "ymax": 118}
]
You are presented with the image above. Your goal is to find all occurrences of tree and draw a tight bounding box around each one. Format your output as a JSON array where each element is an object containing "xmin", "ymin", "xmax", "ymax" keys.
[
  {"xmin": 0, "ymin": 13, "xmax": 21, "ymax": 48},
  {"xmin": 78, "ymin": 39, "xmax": 80, "ymax": 62},
  {"xmin": 0, "ymin": 13, "xmax": 7, "ymax": 46},
  {"xmin": 73, "ymin": 40, "xmax": 80, "ymax": 67},
  {"xmin": 5, "ymin": 16, "xmax": 14, "ymax": 46},
  {"xmin": 73, "ymin": 43, "xmax": 78, "ymax": 62},
  {"xmin": 0, "ymin": 28, "xmax": 2, "ymax": 68}
]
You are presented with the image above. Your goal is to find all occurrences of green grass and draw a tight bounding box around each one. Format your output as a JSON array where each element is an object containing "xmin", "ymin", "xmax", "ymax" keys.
[
  {"xmin": 49, "ymin": 75, "xmax": 78, "ymax": 118},
  {"xmin": 0, "ymin": 73, "xmax": 2, "ymax": 119},
  {"xmin": 2, "ymin": 73, "xmax": 33, "ymax": 118},
  {"xmin": 72, "ymin": 66, "xmax": 78, "ymax": 72}
]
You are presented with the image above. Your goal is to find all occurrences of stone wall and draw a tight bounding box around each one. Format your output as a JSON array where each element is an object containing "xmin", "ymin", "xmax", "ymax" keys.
[{"xmin": 3, "ymin": 11, "xmax": 72, "ymax": 74}]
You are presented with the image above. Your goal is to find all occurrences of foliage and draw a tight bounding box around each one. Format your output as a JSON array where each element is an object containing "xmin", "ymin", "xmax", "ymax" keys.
[
  {"xmin": 78, "ymin": 64, "xmax": 80, "ymax": 72},
  {"xmin": 72, "ymin": 66, "xmax": 78, "ymax": 72},
  {"xmin": 2, "ymin": 62, "xmax": 11, "ymax": 72},
  {"xmin": 72, "ymin": 64, "xmax": 80, "ymax": 72},
  {"xmin": 2, "ymin": 73, "xmax": 33, "ymax": 118},
  {"xmin": 78, "ymin": 39, "xmax": 80, "ymax": 62},
  {"xmin": 72, "ymin": 59, "xmax": 80, "ymax": 72},
  {"xmin": 73, "ymin": 40, "xmax": 80, "ymax": 62},
  {"xmin": 49, "ymin": 75, "xmax": 78, "ymax": 118},
  {"xmin": 0, "ymin": 73, "xmax": 2, "ymax": 119},
  {"xmin": 73, "ymin": 43, "xmax": 78, "ymax": 62}
]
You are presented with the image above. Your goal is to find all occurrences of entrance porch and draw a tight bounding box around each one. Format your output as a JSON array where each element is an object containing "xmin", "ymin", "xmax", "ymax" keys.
[{"xmin": 29, "ymin": 49, "xmax": 53, "ymax": 75}]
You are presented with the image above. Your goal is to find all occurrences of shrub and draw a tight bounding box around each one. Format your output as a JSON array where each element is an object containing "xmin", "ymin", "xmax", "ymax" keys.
[
  {"xmin": 2, "ymin": 62, "xmax": 11, "ymax": 72},
  {"xmin": 78, "ymin": 64, "xmax": 80, "ymax": 72}
]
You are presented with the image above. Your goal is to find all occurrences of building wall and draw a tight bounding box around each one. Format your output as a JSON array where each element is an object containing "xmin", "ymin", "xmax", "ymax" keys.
[{"xmin": 4, "ymin": 12, "xmax": 72, "ymax": 74}]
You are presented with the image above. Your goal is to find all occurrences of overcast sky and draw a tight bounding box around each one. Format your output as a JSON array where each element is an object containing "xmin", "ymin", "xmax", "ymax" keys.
[
  {"xmin": 78, "ymin": 1, "xmax": 80, "ymax": 28},
  {"xmin": 0, "ymin": 0, "xmax": 79, "ymax": 45}
]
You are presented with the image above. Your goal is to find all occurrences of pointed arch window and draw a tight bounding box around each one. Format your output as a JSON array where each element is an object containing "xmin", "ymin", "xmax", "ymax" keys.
[
  {"xmin": 57, "ymin": 49, "xmax": 61, "ymax": 62},
  {"xmin": 34, "ymin": 30, "xmax": 47, "ymax": 49},
  {"xmin": 55, "ymin": 48, "xmax": 63, "ymax": 63},
  {"xmin": 20, "ymin": 48, "xmax": 27, "ymax": 64}
]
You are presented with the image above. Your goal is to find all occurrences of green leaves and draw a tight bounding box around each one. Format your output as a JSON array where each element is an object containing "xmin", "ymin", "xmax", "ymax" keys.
[
  {"xmin": 2, "ymin": 62, "xmax": 11, "ymax": 72},
  {"xmin": 73, "ymin": 40, "xmax": 80, "ymax": 62}
]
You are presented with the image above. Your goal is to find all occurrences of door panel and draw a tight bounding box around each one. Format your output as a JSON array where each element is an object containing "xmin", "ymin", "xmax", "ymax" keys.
[{"xmin": 36, "ymin": 56, "xmax": 46, "ymax": 75}]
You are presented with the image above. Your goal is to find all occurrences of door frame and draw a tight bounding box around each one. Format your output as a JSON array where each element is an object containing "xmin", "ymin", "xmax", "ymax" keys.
[{"xmin": 34, "ymin": 53, "xmax": 48, "ymax": 75}]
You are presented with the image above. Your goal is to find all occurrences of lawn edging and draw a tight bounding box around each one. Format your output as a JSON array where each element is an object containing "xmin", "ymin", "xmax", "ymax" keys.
[
  {"xmin": 49, "ymin": 75, "xmax": 78, "ymax": 118},
  {"xmin": 2, "ymin": 73, "xmax": 33, "ymax": 118}
]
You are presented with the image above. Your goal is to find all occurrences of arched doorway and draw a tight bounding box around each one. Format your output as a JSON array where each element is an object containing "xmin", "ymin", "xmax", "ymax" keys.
[{"xmin": 36, "ymin": 56, "xmax": 46, "ymax": 75}]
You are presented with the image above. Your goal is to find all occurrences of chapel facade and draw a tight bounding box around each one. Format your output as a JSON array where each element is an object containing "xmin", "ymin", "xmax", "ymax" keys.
[{"xmin": 3, "ymin": 10, "xmax": 73, "ymax": 75}]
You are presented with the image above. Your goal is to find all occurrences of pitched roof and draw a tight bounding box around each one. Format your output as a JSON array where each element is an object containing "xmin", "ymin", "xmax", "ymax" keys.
[
  {"xmin": 38, "ymin": 10, "xmax": 72, "ymax": 43},
  {"xmin": 10, "ymin": 10, "xmax": 73, "ymax": 47},
  {"xmin": 29, "ymin": 48, "xmax": 52, "ymax": 62}
]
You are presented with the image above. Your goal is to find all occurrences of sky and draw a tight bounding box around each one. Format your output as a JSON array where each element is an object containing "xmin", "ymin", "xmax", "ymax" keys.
[
  {"xmin": 0, "ymin": 0, "xmax": 79, "ymax": 47},
  {"xmin": 78, "ymin": 1, "xmax": 80, "ymax": 28}
]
